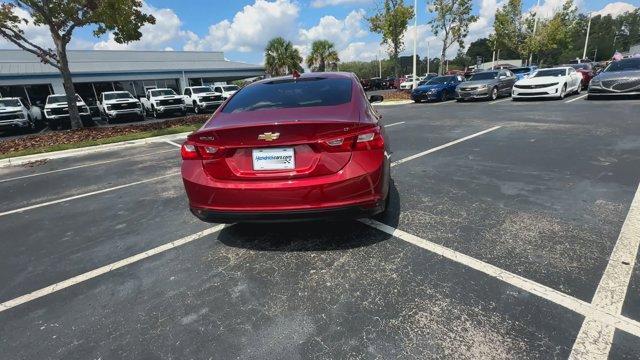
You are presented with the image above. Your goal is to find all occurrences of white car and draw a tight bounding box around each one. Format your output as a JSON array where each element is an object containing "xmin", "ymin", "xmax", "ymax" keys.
[
  {"xmin": 97, "ymin": 91, "xmax": 144, "ymax": 123},
  {"xmin": 0, "ymin": 97, "xmax": 40, "ymax": 133},
  {"xmin": 44, "ymin": 94, "xmax": 91, "ymax": 129},
  {"xmin": 211, "ymin": 84, "xmax": 240, "ymax": 100},
  {"xmin": 399, "ymin": 75, "xmax": 418, "ymax": 90},
  {"xmin": 512, "ymin": 67, "xmax": 583, "ymax": 100},
  {"xmin": 182, "ymin": 86, "xmax": 224, "ymax": 114},
  {"xmin": 140, "ymin": 88, "xmax": 187, "ymax": 118}
]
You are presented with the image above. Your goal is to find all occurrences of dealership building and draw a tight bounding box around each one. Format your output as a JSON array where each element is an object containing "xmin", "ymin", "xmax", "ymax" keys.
[{"xmin": 0, "ymin": 49, "xmax": 264, "ymax": 111}]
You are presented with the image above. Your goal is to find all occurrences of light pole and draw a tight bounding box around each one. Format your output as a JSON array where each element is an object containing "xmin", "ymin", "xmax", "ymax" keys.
[
  {"xmin": 378, "ymin": 51, "xmax": 382, "ymax": 78},
  {"xmin": 426, "ymin": 41, "xmax": 430, "ymax": 74},
  {"xmin": 412, "ymin": 0, "xmax": 418, "ymax": 90},
  {"xmin": 529, "ymin": 0, "xmax": 541, "ymax": 66},
  {"xmin": 582, "ymin": 12, "xmax": 592, "ymax": 61}
]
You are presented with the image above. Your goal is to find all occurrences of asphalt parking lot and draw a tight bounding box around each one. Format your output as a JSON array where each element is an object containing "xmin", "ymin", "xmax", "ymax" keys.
[{"xmin": 1, "ymin": 96, "xmax": 639, "ymax": 359}]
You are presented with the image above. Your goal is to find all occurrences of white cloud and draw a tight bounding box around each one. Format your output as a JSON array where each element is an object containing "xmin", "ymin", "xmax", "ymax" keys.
[
  {"xmin": 184, "ymin": 0, "xmax": 299, "ymax": 53},
  {"xmin": 469, "ymin": 0, "xmax": 504, "ymax": 40},
  {"xmin": 339, "ymin": 41, "xmax": 385, "ymax": 62},
  {"xmin": 310, "ymin": 0, "xmax": 372, "ymax": 8},
  {"xmin": 593, "ymin": 2, "xmax": 637, "ymax": 17},
  {"xmin": 0, "ymin": 7, "xmax": 52, "ymax": 49},
  {"xmin": 93, "ymin": 2, "xmax": 184, "ymax": 50},
  {"xmin": 299, "ymin": 9, "xmax": 368, "ymax": 47}
]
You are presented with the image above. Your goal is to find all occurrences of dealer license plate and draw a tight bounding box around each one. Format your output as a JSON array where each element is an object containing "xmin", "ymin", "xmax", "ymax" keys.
[{"xmin": 252, "ymin": 148, "xmax": 295, "ymax": 171}]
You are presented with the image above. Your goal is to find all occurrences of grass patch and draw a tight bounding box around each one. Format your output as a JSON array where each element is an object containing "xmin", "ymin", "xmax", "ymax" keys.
[{"xmin": 1, "ymin": 123, "xmax": 200, "ymax": 160}]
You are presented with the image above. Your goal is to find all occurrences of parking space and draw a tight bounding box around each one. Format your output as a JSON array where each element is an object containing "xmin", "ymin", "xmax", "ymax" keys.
[{"xmin": 1, "ymin": 96, "xmax": 640, "ymax": 358}]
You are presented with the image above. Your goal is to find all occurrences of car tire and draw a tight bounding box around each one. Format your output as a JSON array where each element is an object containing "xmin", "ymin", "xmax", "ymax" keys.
[
  {"xmin": 152, "ymin": 106, "xmax": 159, "ymax": 119},
  {"xmin": 193, "ymin": 101, "xmax": 200, "ymax": 114},
  {"xmin": 181, "ymin": 109, "xmax": 187, "ymax": 117},
  {"xmin": 490, "ymin": 87, "xmax": 498, "ymax": 101},
  {"xmin": 559, "ymin": 84, "xmax": 567, "ymax": 100},
  {"xmin": 575, "ymin": 85, "xmax": 581, "ymax": 95}
]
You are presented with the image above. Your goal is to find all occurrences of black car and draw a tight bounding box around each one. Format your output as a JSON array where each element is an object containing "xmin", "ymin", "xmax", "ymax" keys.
[{"xmin": 370, "ymin": 77, "xmax": 385, "ymax": 90}]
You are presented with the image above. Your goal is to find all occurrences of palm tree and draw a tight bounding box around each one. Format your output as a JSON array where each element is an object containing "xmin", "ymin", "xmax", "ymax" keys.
[
  {"xmin": 264, "ymin": 37, "xmax": 303, "ymax": 77},
  {"xmin": 306, "ymin": 40, "xmax": 340, "ymax": 72}
]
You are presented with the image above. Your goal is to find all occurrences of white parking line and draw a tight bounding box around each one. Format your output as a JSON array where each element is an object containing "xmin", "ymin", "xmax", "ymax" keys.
[
  {"xmin": 489, "ymin": 98, "xmax": 512, "ymax": 104},
  {"xmin": 0, "ymin": 172, "xmax": 179, "ymax": 218},
  {"xmin": 0, "ymin": 149, "xmax": 177, "ymax": 184},
  {"xmin": 0, "ymin": 225, "xmax": 227, "ymax": 313},
  {"xmin": 569, "ymin": 183, "xmax": 640, "ymax": 359},
  {"xmin": 384, "ymin": 121, "xmax": 405, "ymax": 128},
  {"xmin": 164, "ymin": 139, "xmax": 182, "ymax": 148},
  {"xmin": 391, "ymin": 126, "xmax": 502, "ymax": 167},
  {"xmin": 430, "ymin": 100, "xmax": 457, "ymax": 106},
  {"xmin": 565, "ymin": 94, "xmax": 588, "ymax": 103},
  {"xmin": 361, "ymin": 219, "xmax": 640, "ymax": 338}
]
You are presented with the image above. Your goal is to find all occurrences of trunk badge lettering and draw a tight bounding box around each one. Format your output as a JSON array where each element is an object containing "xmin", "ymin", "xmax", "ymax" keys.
[{"xmin": 258, "ymin": 132, "xmax": 280, "ymax": 141}]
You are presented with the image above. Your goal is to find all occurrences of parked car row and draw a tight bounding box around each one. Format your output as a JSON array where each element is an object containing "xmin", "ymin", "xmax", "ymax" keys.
[
  {"xmin": 0, "ymin": 83, "xmax": 241, "ymax": 135},
  {"xmin": 408, "ymin": 57, "xmax": 640, "ymax": 103}
]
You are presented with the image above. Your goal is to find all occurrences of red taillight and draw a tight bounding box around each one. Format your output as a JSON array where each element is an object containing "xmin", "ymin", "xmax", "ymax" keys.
[
  {"xmin": 181, "ymin": 142, "xmax": 200, "ymax": 160},
  {"xmin": 319, "ymin": 127, "xmax": 384, "ymax": 152},
  {"xmin": 181, "ymin": 141, "xmax": 223, "ymax": 160}
]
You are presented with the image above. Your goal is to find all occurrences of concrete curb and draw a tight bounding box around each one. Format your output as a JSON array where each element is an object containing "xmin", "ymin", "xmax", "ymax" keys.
[
  {"xmin": 372, "ymin": 100, "xmax": 413, "ymax": 106},
  {"xmin": 0, "ymin": 131, "xmax": 191, "ymax": 168}
]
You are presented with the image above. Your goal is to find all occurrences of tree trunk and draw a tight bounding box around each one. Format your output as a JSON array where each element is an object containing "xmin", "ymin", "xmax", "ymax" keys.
[
  {"xmin": 54, "ymin": 39, "xmax": 83, "ymax": 129},
  {"xmin": 439, "ymin": 45, "xmax": 446, "ymax": 75}
]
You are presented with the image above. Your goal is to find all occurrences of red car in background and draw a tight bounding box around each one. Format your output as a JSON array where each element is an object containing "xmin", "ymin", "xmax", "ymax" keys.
[
  {"xmin": 181, "ymin": 72, "xmax": 391, "ymax": 223},
  {"xmin": 565, "ymin": 63, "xmax": 596, "ymax": 89}
]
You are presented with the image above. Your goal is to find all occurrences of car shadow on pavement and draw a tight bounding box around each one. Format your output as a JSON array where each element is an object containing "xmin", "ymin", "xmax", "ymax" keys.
[{"xmin": 217, "ymin": 181, "xmax": 401, "ymax": 252}]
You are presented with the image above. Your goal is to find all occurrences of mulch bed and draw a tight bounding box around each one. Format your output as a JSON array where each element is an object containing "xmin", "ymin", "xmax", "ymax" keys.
[
  {"xmin": 383, "ymin": 91, "xmax": 411, "ymax": 101},
  {"xmin": 0, "ymin": 115, "xmax": 209, "ymax": 155}
]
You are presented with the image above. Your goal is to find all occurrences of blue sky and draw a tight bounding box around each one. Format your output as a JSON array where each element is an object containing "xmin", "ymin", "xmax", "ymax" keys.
[{"xmin": 4, "ymin": 0, "xmax": 639, "ymax": 65}]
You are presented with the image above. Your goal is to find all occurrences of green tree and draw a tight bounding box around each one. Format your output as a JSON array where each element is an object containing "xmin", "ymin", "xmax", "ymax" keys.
[
  {"xmin": 466, "ymin": 38, "xmax": 492, "ymax": 64},
  {"xmin": 306, "ymin": 40, "xmax": 340, "ymax": 72},
  {"xmin": 525, "ymin": 0, "xmax": 577, "ymax": 65},
  {"xmin": 491, "ymin": 0, "xmax": 526, "ymax": 60},
  {"xmin": 0, "ymin": 0, "xmax": 155, "ymax": 129},
  {"xmin": 264, "ymin": 37, "xmax": 303, "ymax": 77},
  {"xmin": 428, "ymin": 0, "xmax": 478, "ymax": 75},
  {"xmin": 368, "ymin": 0, "xmax": 414, "ymax": 79}
]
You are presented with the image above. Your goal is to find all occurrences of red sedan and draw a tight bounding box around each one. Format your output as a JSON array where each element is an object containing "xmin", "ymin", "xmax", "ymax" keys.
[
  {"xmin": 181, "ymin": 72, "xmax": 391, "ymax": 223},
  {"xmin": 566, "ymin": 63, "xmax": 596, "ymax": 90}
]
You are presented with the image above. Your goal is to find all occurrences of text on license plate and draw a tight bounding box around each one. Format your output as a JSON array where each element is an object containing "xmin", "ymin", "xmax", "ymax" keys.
[{"xmin": 252, "ymin": 148, "xmax": 295, "ymax": 171}]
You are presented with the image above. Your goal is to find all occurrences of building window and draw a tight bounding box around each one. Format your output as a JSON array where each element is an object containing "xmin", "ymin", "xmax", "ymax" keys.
[
  {"xmin": 188, "ymin": 78, "xmax": 203, "ymax": 86},
  {"xmin": 0, "ymin": 85, "xmax": 28, "ymax": 105},
  {"xmin": 23, "ymin": 84, "xmax": 53, "ymax": 107},
  {"xmin": 162, "ymin": 79, "xmax": 180, "ymax": 92},
  {"xmin": 93, "ymin": 82, "xmax": 115, "ymax": 98},
  {"xmin": 114, "ymin": 81, "xmax": 137, "ymax": 97},
  {"xmin": 74, "ymin": 83, "xmax": 97, "ymax": 106}
]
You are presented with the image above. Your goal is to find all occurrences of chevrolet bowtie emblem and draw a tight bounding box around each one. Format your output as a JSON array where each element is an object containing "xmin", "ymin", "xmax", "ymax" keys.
[{"xmin": 258, "ymin": 132, "xmax": 280, "ymax": 141}]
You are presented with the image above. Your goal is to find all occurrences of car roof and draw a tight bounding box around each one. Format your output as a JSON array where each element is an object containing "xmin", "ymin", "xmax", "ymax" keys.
[
  {"xmin": 0, "ymin": 97, "xmax": 21, "ymax": 100},
  {"xmin": 252, "ymin": 72, "xmax": 358, "ymax": 85}
]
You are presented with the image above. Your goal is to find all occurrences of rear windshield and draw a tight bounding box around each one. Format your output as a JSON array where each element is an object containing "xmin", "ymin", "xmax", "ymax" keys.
[
  {"xmin": 104, "ymin": 92, "xmax": 133, "ymax": 101},
  {"xmin": 512, "ymin": 67, "xmax": 532, "ymax": 74},
  {"xmin": 191, "ymin": 87, "xmax": 211, "ymax": 94},
  {"xmin": 0, "ymin": 99, "xmax": 21, "ymax": 107},
  {"xmin": 427, "ymin": 76, "xmax": 455, "ymax": 84},
  {"xmin": 534, "ymin": 69, "xmax": 567, "ymax": 77},
  {"xmin": 221, "ymin": 77, "xmax": 353, "ymax": 113},
  {"xmin": 567, "ymin": 63, "xmax": 592, "ymax": 70},
  {"xmin": 150, "ymin": 89, "xmax": 176, "ymax": 97},
  {"xmin": 47, "ymin": 95, "xmax": 82, "ymax": 104},
  {"xmin": 605, "ymin": 59, "xmax": 640, "ymax": 72},
  {"xmin": 469, "ymin": 72, "xmax": 498, "ymax": 81}
]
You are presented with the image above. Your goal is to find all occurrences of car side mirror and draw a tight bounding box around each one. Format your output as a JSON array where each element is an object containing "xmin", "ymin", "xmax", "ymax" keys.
[{"xmin": 369, "ymin": 95, "xmax": 384, "ymax": 103}]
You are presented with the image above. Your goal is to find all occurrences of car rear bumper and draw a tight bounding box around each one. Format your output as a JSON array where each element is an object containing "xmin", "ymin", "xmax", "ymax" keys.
[
  {"xmin": 190, "ymin": 203, "xmax": 384, "ymax": 223},
  {"xmin": 182, "ymin": 151, "xmax": 390, "ymax": 223}
]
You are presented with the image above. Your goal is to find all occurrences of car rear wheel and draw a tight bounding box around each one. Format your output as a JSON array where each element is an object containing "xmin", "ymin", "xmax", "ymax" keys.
[
  {"xmin": 193, "ymin": 101, "xmax": 200, "ymax": 114},
  {"xmin": 152, "ymin": 106, "xmax": 159, "ymax": 119}
]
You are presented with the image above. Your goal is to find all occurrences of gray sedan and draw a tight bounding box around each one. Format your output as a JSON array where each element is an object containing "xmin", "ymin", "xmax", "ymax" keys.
[
  {"xmin": 588, "ymin": 57, "xmax": 640, "ymax": 98},
  {"xmin": 456, "ymin": 70, "xmax": 517, "ymax": 101}
]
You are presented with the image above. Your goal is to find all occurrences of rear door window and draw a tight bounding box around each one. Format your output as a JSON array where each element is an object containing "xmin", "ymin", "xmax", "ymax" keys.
[{"xmin": 222, "ymin": 77, "xmax": 353, "ymax": 113}]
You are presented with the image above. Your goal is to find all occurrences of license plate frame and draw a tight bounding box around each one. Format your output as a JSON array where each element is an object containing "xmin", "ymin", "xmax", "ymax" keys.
[{"xmin": 252, "ymin": 147, "xmax": 295, "ymax": 171}]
